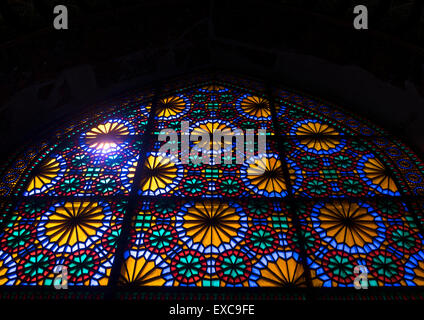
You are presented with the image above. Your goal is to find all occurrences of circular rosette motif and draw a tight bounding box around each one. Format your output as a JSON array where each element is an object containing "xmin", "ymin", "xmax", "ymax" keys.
[
  {"xmin": 322, "ymin": 250, "xmax": 357, "ymax": 285},
  {"xmin": 170, "ymin": 249, "xmax": 207, "ymax": 285},
  {"xmin": 338, "ymin": 176, "xmax": 369, "ymax": 197},
  {"xmin": 216, "ymin": 249, "xmax": 252, "ymax": 285},
  {"xmin": 37, "ymin": 201, "xmax": 113, "ymax": 253},
  {"xmin": 294, "ymin": 153, "xmax": 323, "ymax": 173},
  {"xmin": 179, "ymin": 175, "xmax": 208, "ymax": 197},
  {"xmin": 302, "ymin": 177, "xmax": 331, "ymax": 197},
  {"xmin": 143, "ymin": 224, "xmax": 179, "ymax": 255},
  {"xmin": 310, "ymin": 201, "xmax": 385, "ymax": 254},
  {"xmin": 139, "ymin": 153, "xmax": 183, "ymax": 196},
  {"xmin": 0, "ymin": 224, "xmax": 36, "ymax": 255},
  {"xmin": 236, "ymin": 94, "xmax": 271, "ymax": 120},
  {"xmin": 331, "ymin": 153, "xmax": 357, "ymax": 172},
  {"xmin": 54, "ymin": 174, "xmax": 86, "ymax": 196},
  {"xmin": 287, "ymin": 225, "xmax": 321, "ymax": 256},
  {"xmin": 177, "ymin": 201, "xmax": 247, "ymax": 252},
  {"xmin": 156, "ymin": 95, "xmax": 190, "ymax": 120},
  {"xmin": 357, "ymin": 154, "xmax": 400, "ymax": 196},
  {"xmin": 16, "ymin": 249, "xmax": 56, "ymax": 284},
  {"xmin": 81, "ymin": 119, "xmax": 134, "ymax": 154},
  {"xmin": 386, "ymin": 225, "xmax": 422, "ymax": 255},
  {"xmin": 245, "ymin": 225, "xmax": 279, "ymax": 256},
  {"xmin": 67, "ymin": 152, "xmax": 92, "ymax": 170},
  {"xmin": 240, "ymin": 153, "xmax": 301, "ymax": 197},
  {"xmin": 64, "ymin": 248, "xmax": 101, "ymax": 284},
  {"xmin": 24, "ymin": 155, "xmax": 66, "ymax": 195},
  {"xmin": 366, "ymin": 250, "xmax": 405, "ymax": 285},
  {"xmin": 291, "ymin": 120, "xmax": 346, "ymax": 154},
  {"xmin": 216, "ymin": 176, "xmax": 244, "ymax": 197}
]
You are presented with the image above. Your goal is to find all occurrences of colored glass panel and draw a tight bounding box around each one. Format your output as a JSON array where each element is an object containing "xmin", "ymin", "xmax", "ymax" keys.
[
  {"xmin": 298, "ymin": 199, "xmax": 424, "ymax": 287},
  {"xmin": 119, "ymin": 200, "xmax": 307, "ymax": 287},
  {"xmin": 0, "ymin": 199, "xmax": 126, "ymax": 286},
  {"xmin": 0, "ymin": 75, "xmax": 423, "ymax": 296}
]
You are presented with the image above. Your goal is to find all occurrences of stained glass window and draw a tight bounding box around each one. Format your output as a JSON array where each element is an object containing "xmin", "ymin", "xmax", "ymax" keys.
[{"xmin": 1, "ymin": 73, "xmax": 424, "ymax": 299}]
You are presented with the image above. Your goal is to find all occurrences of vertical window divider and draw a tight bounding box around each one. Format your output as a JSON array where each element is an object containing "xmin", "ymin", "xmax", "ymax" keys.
[
  {"xmin": 106, "ymin": 86, "xmax": 162, "ymax": 298},
  {"xmin": 266, "ymin": 81, "xmax": 315, "ymax": 299}
]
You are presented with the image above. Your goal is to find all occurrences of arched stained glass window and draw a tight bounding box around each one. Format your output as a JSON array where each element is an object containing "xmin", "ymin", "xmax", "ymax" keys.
[{"xmin": 1, "ymin": 73, "xmax": 424, "ymax": 300}]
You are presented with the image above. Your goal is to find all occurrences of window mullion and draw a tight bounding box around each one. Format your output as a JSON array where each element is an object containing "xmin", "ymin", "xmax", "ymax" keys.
[
  {"xmin": 106, "ymin": 86, "xmax": 162, "ymax": 297},
  {"xmin": 267, "ymin": 82, "xmax": 315, "ymax": 297}
]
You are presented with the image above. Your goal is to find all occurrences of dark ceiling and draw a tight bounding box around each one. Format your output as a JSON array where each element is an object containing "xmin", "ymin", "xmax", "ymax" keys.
[
  {"xmin": 1, "ymin": 0, "xmax": 423, "ymax": 42},
  {"xmin": 0, "ymin": 0, "xmax": 423, "ymax": 164},
  {"xmin": 1, "ymin": 0, "xmax": 423, "ymax": 93}
]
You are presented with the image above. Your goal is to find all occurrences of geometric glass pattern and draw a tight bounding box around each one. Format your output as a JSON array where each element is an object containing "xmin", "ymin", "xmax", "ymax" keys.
[{"xmin": 1, "ymin": 73, "xmax": 424, "ymax": 299}]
